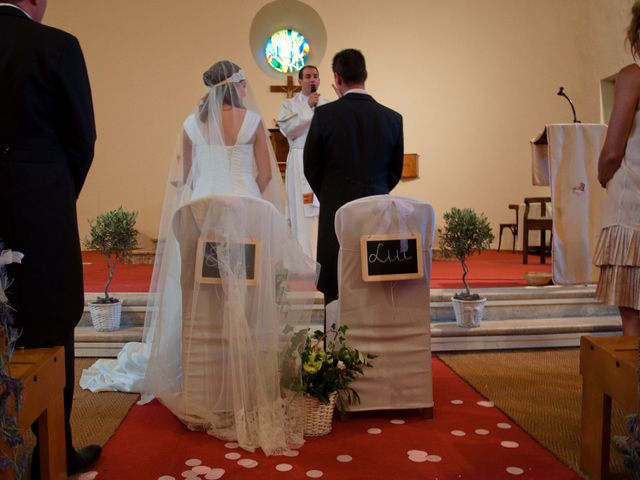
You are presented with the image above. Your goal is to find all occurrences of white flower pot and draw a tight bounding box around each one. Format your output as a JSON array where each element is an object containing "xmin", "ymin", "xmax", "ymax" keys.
[
  {"xmin": 451, "ymin": 297, "xmax": 486, "ymax": 328},
  {"xmin": 88, "ymin": 300, "xmax": 122, "ymax": 331}
]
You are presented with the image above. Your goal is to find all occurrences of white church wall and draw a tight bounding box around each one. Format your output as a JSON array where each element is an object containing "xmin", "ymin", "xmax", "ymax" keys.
[{"xmin": 44, "ymin": 0, "xmax": 635, "ymax": 247}]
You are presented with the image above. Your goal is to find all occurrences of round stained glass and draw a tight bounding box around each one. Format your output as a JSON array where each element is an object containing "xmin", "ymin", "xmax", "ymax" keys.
[{"xmin": 265, "ymin": 29, "xmax": 310, "ymax": 73}]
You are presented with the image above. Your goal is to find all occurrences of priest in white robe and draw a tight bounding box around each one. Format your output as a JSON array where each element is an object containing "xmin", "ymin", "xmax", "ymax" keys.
[{"xmin": 276, "ymin": 65, "xmax": 329, "ymax": 257}]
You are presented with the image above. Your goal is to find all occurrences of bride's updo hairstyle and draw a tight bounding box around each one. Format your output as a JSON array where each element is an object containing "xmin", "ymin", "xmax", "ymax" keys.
[
  {"xmin": 199, "ymin": 60, "xmax": 244, "ymax": 121},
  {"xmin": 627, "ymin": 1, "xmax": 640, "ymax": 60}
]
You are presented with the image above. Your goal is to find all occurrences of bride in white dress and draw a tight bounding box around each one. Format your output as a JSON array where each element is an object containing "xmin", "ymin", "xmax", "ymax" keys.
[{"xmin": 81, "ymin": 61, "xmax": 316, "ymax": 455}]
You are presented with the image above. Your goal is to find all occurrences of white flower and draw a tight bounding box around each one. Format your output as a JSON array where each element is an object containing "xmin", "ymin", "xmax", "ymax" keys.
[{"xmin": 337, "ymin": 360, "xmax": 346, "ymax": 371}]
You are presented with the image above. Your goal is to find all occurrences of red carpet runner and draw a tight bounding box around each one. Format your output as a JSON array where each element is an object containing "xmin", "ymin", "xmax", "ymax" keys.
[
  {"xmin": 82, "ymin": 250, "xmax": 553, "ymax": 293},
  {"xmin": 90, "ymin": 359, "xmax": 578, "ymax": 479}
]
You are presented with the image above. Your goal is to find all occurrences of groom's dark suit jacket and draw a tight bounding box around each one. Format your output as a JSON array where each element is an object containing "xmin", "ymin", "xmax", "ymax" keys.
[
  {"xmin": 304, "ymin": 92, "xmax": 403, "ymax": 299},
  {"xmin": 0, "ymin": 5, "xmax": 95, "ymax": 445}
]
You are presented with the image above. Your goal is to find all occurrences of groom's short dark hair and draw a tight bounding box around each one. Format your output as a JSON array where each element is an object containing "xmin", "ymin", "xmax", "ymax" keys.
[{"xmin": 332, "ymin": 49, "xmax": 366, "ymax": 85}]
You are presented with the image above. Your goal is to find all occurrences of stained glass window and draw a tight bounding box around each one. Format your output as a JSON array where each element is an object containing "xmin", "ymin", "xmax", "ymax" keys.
[{"xmin": 265, "ymin": 29, "xmax": 310, "ymax": 73}]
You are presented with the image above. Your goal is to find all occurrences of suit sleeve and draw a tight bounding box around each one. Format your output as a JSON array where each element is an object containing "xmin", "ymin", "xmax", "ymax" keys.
[
  {"xmin": 387, "ymin": 115, "xmax": 404, "ymax": 191},
  {"xmin": 303, "ymin": 111, "xmax": 324, "ymax": 195},
  {"xmin": 57, "ymin": 36, "xmax": 96, "ymax": 197}
]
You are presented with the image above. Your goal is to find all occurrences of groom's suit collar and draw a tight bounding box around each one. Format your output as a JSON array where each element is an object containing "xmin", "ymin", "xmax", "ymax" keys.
[
  {"xmin": 0, "ymin": 4, "xmax": 31, "ymax": 19},
  {"xmin": 340, "ymin": 92, "xmax": 374, "ymax": 102}
]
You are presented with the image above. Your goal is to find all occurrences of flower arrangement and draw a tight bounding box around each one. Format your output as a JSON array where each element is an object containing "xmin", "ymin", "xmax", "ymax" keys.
[
  {"xmin": 0, "ymin": 242, "xmax": 28, "ymax": 479},
  {"xmin": 284, "ymin": 323, "xmax": 375, "ymax": 412}
]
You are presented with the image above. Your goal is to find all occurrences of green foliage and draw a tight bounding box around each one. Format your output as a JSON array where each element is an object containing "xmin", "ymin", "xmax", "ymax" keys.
[
  {"xmin": 282, "ymin": 324, "xmax": 375, "ymax": 413},
  {"xmin": 83, "ymin": 208, "xmax": 138, "ymax": 303},
  {"xmin": 438, "ymin": 207, "xmax": 494, "ymax": 298}
]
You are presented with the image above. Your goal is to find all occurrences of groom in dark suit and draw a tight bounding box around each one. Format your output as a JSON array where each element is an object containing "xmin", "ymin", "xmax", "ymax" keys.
[
  {"xmin": 304, "ymin": 49, "xmax": 404, "ymax": 304},
  {"xmin": 0, "ymin": 0, "xmax": 100, "ymax": 476}
]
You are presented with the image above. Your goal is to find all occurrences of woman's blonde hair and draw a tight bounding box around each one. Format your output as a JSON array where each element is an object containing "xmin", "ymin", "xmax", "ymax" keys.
[{"xmin": 627, "ymin": 1, "xmax": 640, "ymax": 60}]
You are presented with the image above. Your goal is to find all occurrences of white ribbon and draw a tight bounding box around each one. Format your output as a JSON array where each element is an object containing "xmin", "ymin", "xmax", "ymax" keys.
[
  {"xmin": 0, "ymin": 249, "xmax": 24, "ymax": 304},
  {"xmin": 213, "ymin": 70, "xmax": 246, "ymax": 87}
]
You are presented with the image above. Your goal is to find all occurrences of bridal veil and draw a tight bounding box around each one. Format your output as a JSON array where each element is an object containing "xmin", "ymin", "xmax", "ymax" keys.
[{"xmin": 142, "ymin": 61, "xmax": 317, "ymax": 454}]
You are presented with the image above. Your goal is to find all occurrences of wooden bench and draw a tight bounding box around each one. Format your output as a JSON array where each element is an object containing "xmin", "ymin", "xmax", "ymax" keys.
[
  {"xmin": 1, "ymin": 347, "xmax": 67, "ymax": 480},
  {"xmin": 580, "ymin": 335, "xmax": 638, "ymax": 480}
]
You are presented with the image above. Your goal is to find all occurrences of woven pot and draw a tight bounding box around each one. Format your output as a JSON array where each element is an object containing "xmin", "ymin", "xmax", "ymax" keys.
[
  {"xmin": 303, "ymin": 391, "xmax": 337, "ymax": 437},
  {"xmin": 88, "ymin": 301, "xmax": 122, "ymax": 331},
  {"xmin": 452, "ymin": 297, "xmax": 486, "ymax": 328}
]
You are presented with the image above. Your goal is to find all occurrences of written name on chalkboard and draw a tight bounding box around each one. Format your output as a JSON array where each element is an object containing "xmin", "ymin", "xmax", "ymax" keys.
[
  {"xmin": 195, "ymin": 237, "xmax": 260, "ymax": 285},
  {"xmin": 360, "ymin": 233, "xmax": 423, "ymax": 282}
]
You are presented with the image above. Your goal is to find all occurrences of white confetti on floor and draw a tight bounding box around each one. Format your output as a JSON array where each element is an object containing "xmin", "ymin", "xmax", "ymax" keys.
[
  {"xmin": 192, "ymin": 465, "xmax": 211, "ymax": 475},
  {"xmin": 157, "ymin": 476, "xmax": 175, "ymax": 480},
  {"xmin": 238, "ymin": 458, "xmax": 259, "ymax": 468},
  {"xmin": 204, "ymin": 468, "xmax": 225, "ymax": 480},
  {"xmin": 390, "ymin": 419, "xmax": 406, "ymax": 424},
  {"xmin": 477, "ymin": 400, "xmax": 495, "ymax": 408},
  {"xmin": 407, "ymin": 450, "xmax": 428, "ymax": 456},
  {"xmin": 475, "ymin": 429, "xmax": 490, "ymax": 435},
  {"xmin": 224, "ymin": 442, "xmax": 239, "ymax": 449},
  {"xmin": 501, "ymin": 441, "xmax": 520, "ymax": 449},
  {"xmin": 408, "ymin": 453, "xmax": 428, "ymax": 463},
  {"xmin": 224, "ymin": 452, "xmax": 241, "ymax": 460},
  {"xmin": 367, "ymin": 427, "xmax": 382, "ymax": 434},
  {"xmin": 185, "ymin": 459, "xmax": 202, "ymax": 467},
  {"xmin": 426, "ymin": 455, "xmax": 442, "ymax": 463},
  {"xmin": 450, "ymin": 430, "xmax": 466, "ymax": 437},
  {"xmin": 506, "ymin": 466, "xmax": 524, "ymax": 475},
  {"xmin": 306, "ymin": 469, "xmax": 324, "ymax": 478},
  {"xmin": 181, "ymin": 470, "xmax": 200, "ymax": 479},
  {"xmin": 283, "ymin": 450, "xmax": 300, "ymax": 457},
  {"xmin": 497, "ymin": 422, "xmax": 512, "ymax": 429},
  {"xmin": 336, "ymin": 454, "xmax": 353, "ymax": 463},
  {"xmin": 276, "ymin": 463, "xmax": 293, "ymax": 472},
  {"xmin": 450, "ymin": 399, "xmax": 464, "ymax": 405}
]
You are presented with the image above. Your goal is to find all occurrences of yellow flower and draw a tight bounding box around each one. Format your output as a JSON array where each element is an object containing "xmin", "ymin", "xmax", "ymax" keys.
[{"xmin": 303, "ymin": 351, "xmax": 326, "ymax": 374}]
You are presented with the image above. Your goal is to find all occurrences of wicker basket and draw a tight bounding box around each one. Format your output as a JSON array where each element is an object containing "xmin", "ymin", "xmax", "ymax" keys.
[
  {"xmin": 303, "ymin": 391, "xmax": 337, "ymax": 437},
  {"xmin": 88, "ymin": 301, "xmax": 122, "ymax": 331}
]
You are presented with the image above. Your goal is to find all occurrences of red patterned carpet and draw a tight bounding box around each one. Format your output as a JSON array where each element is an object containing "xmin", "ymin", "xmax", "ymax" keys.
[
  {"xmin": 91, "ymin": 358, "xmax": 578, "ymax": 480},
  {"xmin": 82, "ymin": 250, "xmax": 553, "ymax": 293}
]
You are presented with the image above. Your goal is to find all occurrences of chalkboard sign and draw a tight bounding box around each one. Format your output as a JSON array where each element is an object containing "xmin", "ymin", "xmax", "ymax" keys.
[
  {"xmin": 360, "ymin": 233, "xmax": 423, "ymax": 282},
  {"xmin": 195, "ymin": 238, "xmax": 260, "ymax": 285}
]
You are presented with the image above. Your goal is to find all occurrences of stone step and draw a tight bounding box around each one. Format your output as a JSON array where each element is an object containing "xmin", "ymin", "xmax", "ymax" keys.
[
  {"xmin": 74, "ymin": 315, "xmax": 622, "ymax": 357},
  {"xmin": 76, "ymin": 286, "xmax": 620, "ymax": 357}
]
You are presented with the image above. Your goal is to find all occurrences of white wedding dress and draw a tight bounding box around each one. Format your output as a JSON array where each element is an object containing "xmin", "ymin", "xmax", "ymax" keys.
[
  {"xmin": 81, "ymin": 87, "xmax": 316, "ymax": 455},
  {"xmin": 186, "ymin": 111, "xmax": 262, "ymax": 200}
]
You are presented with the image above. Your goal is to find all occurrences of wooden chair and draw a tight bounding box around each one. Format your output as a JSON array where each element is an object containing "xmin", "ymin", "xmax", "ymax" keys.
[
  {"xmin": 497, "ymin": 204, "xmax": 519, "ymax": 252},
  {"xmin": 522, "ymin": 197, "xmax": 552, "ymax": 264}
]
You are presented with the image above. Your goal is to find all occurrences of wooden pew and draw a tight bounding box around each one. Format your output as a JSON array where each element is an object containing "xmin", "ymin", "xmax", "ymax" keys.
[
  {"xmin": 1, "ymin": 347, "xmax": 66, "ymax": 480},
  {"xmin": 580, "ymin": 335, "xmax": 638, "ymax": 480}
]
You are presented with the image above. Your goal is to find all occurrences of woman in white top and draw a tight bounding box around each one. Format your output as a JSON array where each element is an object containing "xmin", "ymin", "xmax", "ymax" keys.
[{"xmin": 594, "ymin": 3, "xmax": 640, "ymax": 335}]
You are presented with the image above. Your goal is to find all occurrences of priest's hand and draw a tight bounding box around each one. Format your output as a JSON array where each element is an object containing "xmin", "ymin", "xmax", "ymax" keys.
[{"xmin": 308, "ymin": 92, "xmax": 320, "ymax": 108}]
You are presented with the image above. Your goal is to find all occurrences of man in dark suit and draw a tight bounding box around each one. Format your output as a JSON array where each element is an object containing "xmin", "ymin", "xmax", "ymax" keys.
[
  {"xmin": 0, "ymin": 0, "xmax": 101, "ymax": 476},
  {"xmin": 304, "ymin": 48, "xmax": 404, "ymax": 304}
]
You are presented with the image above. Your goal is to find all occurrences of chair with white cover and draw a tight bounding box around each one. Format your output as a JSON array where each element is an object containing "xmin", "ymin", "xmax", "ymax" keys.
[
  {"xmin": 334, "ymin": 195, "xmax": 435, "ymax": 416},
  {"xmin": 163, "ymin": 194, "xmax": 316, "ymax": 455}
]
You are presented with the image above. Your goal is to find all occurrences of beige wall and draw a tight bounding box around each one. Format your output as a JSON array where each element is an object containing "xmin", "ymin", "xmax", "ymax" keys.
[{"xmin": 44, "ymin": 0, "xmax": 635, "ymax": 246}]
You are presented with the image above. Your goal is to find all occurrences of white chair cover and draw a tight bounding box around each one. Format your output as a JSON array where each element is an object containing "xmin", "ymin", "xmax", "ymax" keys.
[
  {"xmin": 334, "ymin": 195, "xmax": 434, "ymax": 412},
  {"xmin": 145, "ymin": 194, "xmax": 317, "ymax": 455}
]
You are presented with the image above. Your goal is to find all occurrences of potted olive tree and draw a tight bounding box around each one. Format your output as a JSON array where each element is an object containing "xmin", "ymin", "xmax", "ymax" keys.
[
  {"xmin": 438, "ymin": 207, "xmax": 494, "ymax": 328},
  {"xmin": 83, "ymin": 207, "xmax": 138, "ymax": 331}
]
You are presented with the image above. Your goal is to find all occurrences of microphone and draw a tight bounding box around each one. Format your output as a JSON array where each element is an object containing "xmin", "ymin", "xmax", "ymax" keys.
[
  {"xmin": 310, "ymin": 84, "xmax": 317, "ymax": 93},
  {"xmin": 557, "ymin": 87, "xmax": 580, "ymax": 123}
]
